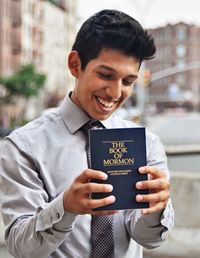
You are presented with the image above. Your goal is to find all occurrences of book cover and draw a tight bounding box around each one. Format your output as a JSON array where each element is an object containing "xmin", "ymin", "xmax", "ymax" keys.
[{"xmin": 89, "ymin": 127, "xmax": 149, "ymax": 211}]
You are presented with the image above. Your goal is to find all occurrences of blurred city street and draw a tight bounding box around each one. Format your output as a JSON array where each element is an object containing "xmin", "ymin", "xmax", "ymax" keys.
[
  {"xmin": 145, "ymin": 112, "xmax": 200, "ymax": 258},
  {"xmin": 147, "ymin": 112, "xmax": 200, "ymax": 173},
  {"xmin": 147, "ymin": 112, "xmax": 200, "ymax": 146}
]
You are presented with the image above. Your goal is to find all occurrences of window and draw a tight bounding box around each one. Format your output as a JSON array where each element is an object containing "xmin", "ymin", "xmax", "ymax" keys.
[
  {"xmin": 176, "ymin": 26, "xmax": 186, "ymax": 41},
  {"xmin": 176, "ymin": 59, "xmax": 186, "ymax": 69},
  {"xmin": 176, "ymin": 45, "xmax": 186, "ymax": 58}
]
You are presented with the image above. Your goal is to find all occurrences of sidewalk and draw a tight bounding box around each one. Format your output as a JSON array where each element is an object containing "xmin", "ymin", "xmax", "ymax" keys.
[{"xmin": 144, "ymin": 228, "xmax": 200, "ymax": 258}]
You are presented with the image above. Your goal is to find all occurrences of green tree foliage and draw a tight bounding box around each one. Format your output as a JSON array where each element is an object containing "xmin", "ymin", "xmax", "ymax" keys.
[
  {"xmin": 48, "ymin": 0, "xmax": 59, "ymax": 7},
  {"xmin": 0, "ymin": 64, "xmax": 46, "ymax": 103}
]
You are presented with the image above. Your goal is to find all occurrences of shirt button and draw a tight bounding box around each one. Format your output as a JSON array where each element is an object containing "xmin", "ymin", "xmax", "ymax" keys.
[{"xmin": 56, "ymin": 213, "xmax": 60, "ymax": 219}]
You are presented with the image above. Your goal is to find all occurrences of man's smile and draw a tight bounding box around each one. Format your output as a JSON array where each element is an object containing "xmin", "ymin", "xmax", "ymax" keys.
[{"xmin": 95, "ymin": 96, "xmax": 118, "ymax": 110}]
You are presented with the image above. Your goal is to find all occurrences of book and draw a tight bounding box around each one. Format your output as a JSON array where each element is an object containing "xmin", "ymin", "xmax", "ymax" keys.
[{"xmin": 89, "ymin": 127, "xmax": 149, "ymax": 211}]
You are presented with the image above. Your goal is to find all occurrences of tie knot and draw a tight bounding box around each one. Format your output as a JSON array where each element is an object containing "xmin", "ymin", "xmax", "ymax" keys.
[{"xmin": 82, "ymin": 120, "xmax": 104, "ymax": 135}]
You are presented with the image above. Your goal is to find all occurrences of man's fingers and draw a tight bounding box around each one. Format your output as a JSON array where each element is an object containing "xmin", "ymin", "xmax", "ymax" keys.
[
  {"xmin": 136, "ymin": 190, "xmax": 169, "ymax": 203},
  {"xmin": 81, "ymin": 182, "xmax": 113, "ymax": 194},
  {"xmin": 136, "ymin": 178, "xmax": 169, "ymax": 190},
  {"xmin": 141, "ymin": 201, "xmax": 168, "ymax": 215},
  {"xmin": 139, "ymin": 166, "xmax": 167, "ymax": 179},
  {"xmin": 76, "ymin": 169, "xmax": 108, "ymax": 183},
  {"xmin": 83, "ymin": 195, "xmax": 116, "ymax": 210}
]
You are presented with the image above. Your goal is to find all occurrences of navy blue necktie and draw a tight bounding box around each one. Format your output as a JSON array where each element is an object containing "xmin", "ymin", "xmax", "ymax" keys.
[{"xmin": 82, "ymin": 120, "xmax": 115, "ymax": 258}]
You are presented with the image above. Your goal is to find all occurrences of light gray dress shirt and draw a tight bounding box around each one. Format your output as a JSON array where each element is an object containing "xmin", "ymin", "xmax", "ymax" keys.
[{"xmin": 0, "ymin": 94, "xmax": 174, "ymax": 258}]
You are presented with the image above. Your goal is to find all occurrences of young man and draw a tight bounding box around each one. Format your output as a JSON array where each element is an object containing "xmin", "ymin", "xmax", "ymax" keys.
[{"xmin": 0, "ymin": 9, "xmax": 174, "ymax": 258}]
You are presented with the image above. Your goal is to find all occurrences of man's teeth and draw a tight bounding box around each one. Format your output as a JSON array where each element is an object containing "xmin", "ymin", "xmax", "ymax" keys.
[{"xmin": 97, "ymin": 97, "xmax": 115, "ymax": 108}]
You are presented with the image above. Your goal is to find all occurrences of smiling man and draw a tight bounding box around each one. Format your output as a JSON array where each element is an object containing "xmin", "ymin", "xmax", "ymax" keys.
[
  {"xmin": 69, "ymin": 49, "xmax": 139, "ymax": 121},
  {"xmin": 0, "ymin": 9, "xmax": 174, "ymax": 258}
]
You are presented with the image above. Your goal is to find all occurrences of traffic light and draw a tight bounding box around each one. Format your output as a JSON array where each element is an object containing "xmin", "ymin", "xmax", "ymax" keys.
[{"xmin": 143, "ymin": 69, "xmax": 151, "ymax": 87}]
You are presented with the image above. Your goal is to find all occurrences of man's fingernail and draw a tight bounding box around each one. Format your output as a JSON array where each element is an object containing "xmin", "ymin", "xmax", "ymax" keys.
[
  {"xmin": 108, "ymin": 184, "xmax": 113, "ymax": 192},
  {"xmin": 136, "ymin": 182, "xmax": 143, "ymax": 189},
  {"xmin": 139, "ymin": 167, "xmax": 145, "ymax": 173},
  {"xmin": 136, "ymin": 195, "xmax": 143, "ymax": 202},
  {"xmin": 142, "ymin": 209, "xmax": 147, "ymax": 214},
  {"xmin": 102, "ymin": 173, "xmax": 108, "ymax": 179}
]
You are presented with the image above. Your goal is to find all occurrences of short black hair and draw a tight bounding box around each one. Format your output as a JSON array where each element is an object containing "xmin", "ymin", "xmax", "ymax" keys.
[{"xmin": 72, "ymin": 9, "xmax": 156, "ymax": 70}]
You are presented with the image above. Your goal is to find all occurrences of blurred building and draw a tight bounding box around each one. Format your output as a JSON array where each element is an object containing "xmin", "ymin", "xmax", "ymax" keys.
[
  {"xmin": 147, "ymin": 22, "xmax": 200, "ymax": 112},
  {"xmin": 0, "ymin": 0, "xmax": 21, "ymax": 75},
  {"xmin": 0, "ymin": 0, "xmax": 77, "ymax": 119}
]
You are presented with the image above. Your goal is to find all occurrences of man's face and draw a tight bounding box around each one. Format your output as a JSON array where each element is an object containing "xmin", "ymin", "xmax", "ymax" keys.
[{"xmin": 69, "ymin": 49, "xmax": 140, "ymax": 121}]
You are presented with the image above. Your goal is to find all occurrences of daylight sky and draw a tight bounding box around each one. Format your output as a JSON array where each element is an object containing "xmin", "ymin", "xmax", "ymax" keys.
[{"xmin": 77, "ymin": 0, "xmax": 200, "ymax": 29}]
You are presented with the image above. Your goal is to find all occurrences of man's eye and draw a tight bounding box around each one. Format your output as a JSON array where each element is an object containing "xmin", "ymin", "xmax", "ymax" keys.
[
  {"xmin": 122, "ymin": 80, "xmax": 134, "ymax": 86},
  {"xmin": 98, "ymin": 73, "xmax": 112, "ymax": 79}
]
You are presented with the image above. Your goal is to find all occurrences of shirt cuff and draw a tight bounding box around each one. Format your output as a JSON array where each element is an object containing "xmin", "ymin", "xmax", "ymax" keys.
[
  {"xmin": 143, "ymin": 199, "xmax": 174, "ymax": 227},
  {"xmin": 142, "ymin": 199, "xmax": 174, "ymax": 240},
  {"xmin": 35, "ymin": 192, "xmax": 77, "ymax": 233},
  {"xmin": 160, "ymin": 199, "xmax": 174, "ymax": 239}
]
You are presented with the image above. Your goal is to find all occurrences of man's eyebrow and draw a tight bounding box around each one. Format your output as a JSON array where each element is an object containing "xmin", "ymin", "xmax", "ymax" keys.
[{"xmin": 98, "ymin": 65, "xmax": 116, "ymax": 72}]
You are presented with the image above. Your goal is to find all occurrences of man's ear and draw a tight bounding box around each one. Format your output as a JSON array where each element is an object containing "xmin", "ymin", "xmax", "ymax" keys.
[{"xmin": 68, "ymin": 51, "xmax": 81, "ymax": 78}]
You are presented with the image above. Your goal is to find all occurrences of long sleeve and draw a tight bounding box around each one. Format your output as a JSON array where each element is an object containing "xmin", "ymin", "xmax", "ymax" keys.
[
  {"xmin": 0, "ymin": 139, "xmax": 77, "ymax": 258},
  {"xmin": 125, "ymin": 131, "xmax": 174, "ymax": 249},
  {"xmin": 126, "ymin": 200, "xmax": 174, "ymax": 249}
]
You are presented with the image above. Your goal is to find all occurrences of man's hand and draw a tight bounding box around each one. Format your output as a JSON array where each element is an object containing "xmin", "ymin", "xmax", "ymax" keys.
[
  {"xmin": 63, "ymin": 169, "xmax": 117, "ymax": 216},
  {"xmin": 135, "ymin": 166, "xmax": 170, "ymax": 215}
]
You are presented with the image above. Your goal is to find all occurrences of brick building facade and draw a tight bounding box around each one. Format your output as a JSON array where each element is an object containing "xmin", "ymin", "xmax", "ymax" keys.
[{"xmin": 147, "ymin": 22, "xmax": 200, "ymax": 112}]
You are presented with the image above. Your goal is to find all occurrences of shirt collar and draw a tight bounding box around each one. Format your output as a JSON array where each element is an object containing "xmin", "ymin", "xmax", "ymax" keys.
[
  {"xmin": 59, "ymin": 92, "xmax": 114, "ymax": 134},
  {"xmin": 59, "ymin": 93, "xmax": 90, "ymax": 134}
]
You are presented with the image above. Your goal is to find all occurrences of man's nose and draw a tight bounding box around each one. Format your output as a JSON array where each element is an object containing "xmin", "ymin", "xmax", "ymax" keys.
[{"xmin": 106, "ymin": 81, "xmax": 122, "ymax": 100}]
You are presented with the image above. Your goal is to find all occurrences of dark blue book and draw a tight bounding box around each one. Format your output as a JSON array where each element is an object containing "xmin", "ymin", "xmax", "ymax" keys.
[{"xmin": 89, "ymin": 127, "xmax": 149, "ymax": 211}]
